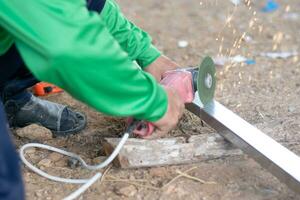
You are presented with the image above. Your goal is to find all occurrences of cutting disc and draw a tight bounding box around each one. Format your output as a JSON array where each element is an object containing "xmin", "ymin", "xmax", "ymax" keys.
[{"xmin": 197, "ymin": 56, "xmax": 216, "ymax": 106}]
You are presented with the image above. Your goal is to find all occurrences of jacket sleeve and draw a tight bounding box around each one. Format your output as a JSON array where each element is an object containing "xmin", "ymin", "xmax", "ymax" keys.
[
  {"xmin": 0, "ymin": 0, "xmax": 167, "ymax": 122},
  {"xmin": 100, "ymin": 0, "xmax": 161, "ymax": 68}
]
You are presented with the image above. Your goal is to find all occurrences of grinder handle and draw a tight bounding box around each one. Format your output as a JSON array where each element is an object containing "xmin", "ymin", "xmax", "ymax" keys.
[
  {"xmin": 134, "ymin": 122, "xmax": 155, "ymax": 137},
  {"xmin": 132, "ymin": 70, "xmax": 195, "ymax": 138}
]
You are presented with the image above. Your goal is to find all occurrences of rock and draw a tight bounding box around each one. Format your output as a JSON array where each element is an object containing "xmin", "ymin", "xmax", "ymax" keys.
[
  {"xmin": 25, "ymin": 147, "xmax": 36, "ymax": 154},
  {"xmin": 177, "ymin": 40, "xmax": 189, "ymax": 48},
  {"xmin": 16, "ymin": 124, "xmax": 53, "ymax": 140},
  {"xmin": 78, "ymin": 196, "xmax": 84, "ymax": 200},
  {"xmin": 48, "ymin": 152, "xmax": 63, "ymax": 162},
  {"xmin": 183, "ymin": 55, "xmax": 189, "ymax": 60},
  {"xmin": 230, "ymin": 0, "xmax": 241, "ymax": 6},
  {"xmin": 114, "ymin": 185, "xmax": 137, "ymax": 197},
  {"xmin": 163, "ymin": 184, "xmax": 176, "ymax": 195},
  {"xmin": 35, "ymin": 190, "xmax": 43, "ymax": 198},
  {"xmin": 129, "ymin": 174, "xmax": 135, "ymax": 180},
  {"xmin": 67, "ymin": 158, "xmax": 80, "ymax": 169},
  {"xmin": 38, "ymin": 159, "xmax": 52, "ymax": 168},
  {"xmin": 150, "ymin": 179, "xmax": 159, "ymax": 185},
  {"xmin": 92, "ymin": 156, "xmax": 105, "ymax": 164},
  {"xmin": 28, "ymin": 153, "xmax": 41, "ymax": 162},
  {"xmin": 163, "ymin": 184, "xmax": 188, "ymax": 197},
  {"xmin": 55, "ymin": 159, "xmax": 67, "ymax": 167},
  {"xmin": 149, "ymin": 167, "xmax": 168, "ymax": 177},
  {"xmin": 288, "ymin": 106, "xmax": 296, "ymax": 113}
]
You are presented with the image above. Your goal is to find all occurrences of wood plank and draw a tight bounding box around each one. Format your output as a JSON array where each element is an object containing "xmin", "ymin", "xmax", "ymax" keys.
[{"xmin": 103, "ymin": 133, "xmax": 242, "ymax": 168}]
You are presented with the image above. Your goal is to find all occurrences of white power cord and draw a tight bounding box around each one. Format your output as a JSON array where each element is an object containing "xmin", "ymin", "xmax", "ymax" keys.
[{"xmin": 19, "ymin": 133, "xmax": 129, "ymax": 200}]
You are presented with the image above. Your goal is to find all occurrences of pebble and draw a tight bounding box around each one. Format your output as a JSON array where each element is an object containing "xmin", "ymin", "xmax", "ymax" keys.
[
  {"xmin": 48, "ymin": 152, "xmax": 63, "ymax": 162},
  {"xmin": 38, "ymin": 158, "xmax": 52, "ymax": 168},
  {"xmin": 163, "ymin": 184, "xmax": 188, "ymax": 197},
  {"xmin": 25, "ymin": 147, "xmax": 36, "ymax": 154},
  {"xmin": 163, "ymin": 184, "xmax": 176, "ymax": 195},
  {"xmin": 16, "ymin": 124, "xmax": 53, "ymax": 140},
  {"xmin": 150, "ymin": 179, "xmax": 159, "ymax": 185},
  {"xmin": 149, "ymin": 167, "xmax": 168, "ymax": 177},
  {"xmin": 114, "ymin": 185, "xmax": 137, "ymax": 197},
  {"xmin": 55, "ymin": 159, "xmax": 67, "ymax": 167},
  {"xmin": 177, "ymin": 40, "xmax": 189, "ymax": 48},
  {"xmin": 35, "ymin": 190, "xmax": 43, "ymax": 197},
  {"xmin": 129, "ymin": 174, "xmax": 136, "ymax": 180},
  {"xmin": 28, "ymin": 153, "xmax": 40, "ymax": 161},
  {"xmin": 288, "ymin": 106, "xmax": 296, "ymax": 113},
  {"xmin": 183, "ymin": 55, "xmax": 189, "ymax": 60},
  {"xmin": 92, "ymin": 156, "xmax": 105, "ymax": 164},
  {"xmin": 67, "ymin": 158, "xmax": 80, "ymax": 169},
  {"xmin": 230, "ymin": 0, "xmax": 241, "ymax": 6}
]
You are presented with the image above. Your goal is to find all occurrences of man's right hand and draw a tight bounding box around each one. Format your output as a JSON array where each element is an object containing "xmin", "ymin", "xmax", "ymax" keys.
[{"xmin": 144, "ymin": 87, "xmax": 184, "ymax": 139}]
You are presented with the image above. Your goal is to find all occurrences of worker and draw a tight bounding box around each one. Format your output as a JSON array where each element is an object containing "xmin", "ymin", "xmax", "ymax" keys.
[
  {"xmin": 1, "ymin": 45, "xmax": 87, "ymax": 137},
  {"xmin": 0, "ymin": 0, "xmax": 184, "ymax": 199}
]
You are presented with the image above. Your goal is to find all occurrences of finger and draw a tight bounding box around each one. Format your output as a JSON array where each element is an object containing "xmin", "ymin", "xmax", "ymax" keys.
[{"xmin": 143, "ymin": 128, "xmax": 167, "ymax": 140}]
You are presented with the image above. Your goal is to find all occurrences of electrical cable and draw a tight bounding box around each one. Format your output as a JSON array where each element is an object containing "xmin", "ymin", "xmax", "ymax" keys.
[{"xmin": 19, "ymin": 133, "xmax": 130, "ymax": 200}]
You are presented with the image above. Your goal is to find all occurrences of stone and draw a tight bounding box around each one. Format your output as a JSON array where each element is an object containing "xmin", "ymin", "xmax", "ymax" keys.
[
  {"xmin": 16, "ymin": 124, "xmax": 53, "ymax": 140},
  {"xmin": 288, "ymin": 106, "xmax": 296, "ymax": 113},
  {"xmin": 55, "ymin": 159, "xmax": 67, "ymax": 167},
  {"xmin": 149, "ymin": 167, "xmax": 168, "ymax": 177},
  {"xmin": 25, "ymin": 147, "xmax": 36, "ymax": 154},
  {"xmin": 114, "ymin": 185, "xmax": 137, "ymax": 197},
  {"xmin": 163, "ymin": 184, "xmax": 188, "ymax": 197},
  {"xmin": 129, "ymin": 174, "xmax": 135, "ymax": 180},
  {"xmin": 35, "ymin": 190, "xmax": 43, "ymax": 197},
  {"xmin": 67, "ymin": 158, "xmax": 80, "ymax": 169},
  {"xmin": 38, "ymin": 158, "xmax": 52, "ymax": 168},
  {"xmin": 177, "ymin": 40, "xmax": 189, "ymax": 48},
  {"xmin": 92, "ymin": 156, "xmax": 105, "ymax": 164},
  {"xmin": 48, "ymin": 152, "xmax": 63, "ymax": 162}
]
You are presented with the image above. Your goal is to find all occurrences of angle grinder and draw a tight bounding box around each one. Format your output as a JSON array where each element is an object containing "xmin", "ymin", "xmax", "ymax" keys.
[{"xmin": 130, "ymin": 56, "xmax": 216, "ymax": 137}]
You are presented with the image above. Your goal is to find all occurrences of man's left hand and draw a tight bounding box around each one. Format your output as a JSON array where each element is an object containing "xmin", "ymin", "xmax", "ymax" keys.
[{"xmin": 144, "ymin": 55, "xmax": 179, "ymax": 81}]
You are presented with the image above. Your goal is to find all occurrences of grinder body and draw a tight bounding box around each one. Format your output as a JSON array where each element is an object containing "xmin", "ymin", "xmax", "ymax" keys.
[
  {"xmin": 132, "ymin": 68, "xmax": 198, "ymax": 137},
  {"xmin": 131, "ymin": 56, "xmax": 216, "ymax": 138}
]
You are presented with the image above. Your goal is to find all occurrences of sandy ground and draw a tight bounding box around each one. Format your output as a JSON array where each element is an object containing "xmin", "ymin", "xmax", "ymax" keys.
[{"xmin": 12, "ymin": 0, "xmax": 300, "ymax": 199}]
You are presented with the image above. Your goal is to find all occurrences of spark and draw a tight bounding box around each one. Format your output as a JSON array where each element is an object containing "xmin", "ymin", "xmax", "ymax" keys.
[
  {"xmin": 248, "ymin": 75, "xmax": 252, "ymax": 82},
  {"xmin": 285, "ymin": 5, "xmax": 291, "ymax": 12},
  {"xmin": 238, "ymin": 72, "xmax": 242, "ymax": 80},
  {"xmin": 293, "ymin": 56, "xmax": 299, "ymax": 63},
  {"xmin": 272, "ymin": 32, "xmax": 284, "ymax": 50}
]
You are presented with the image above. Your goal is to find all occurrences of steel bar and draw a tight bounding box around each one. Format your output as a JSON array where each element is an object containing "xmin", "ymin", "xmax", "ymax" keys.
[{"xmin": 186, "ymin": 92, "xmax": 300, "ymax": 194}]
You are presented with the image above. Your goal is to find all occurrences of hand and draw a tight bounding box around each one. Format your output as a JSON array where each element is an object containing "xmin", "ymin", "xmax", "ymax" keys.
[
  {"xmin": 144, "ymin": 86, "xmax": 185, "ymax": 139},
  {"xmin": 144, "ymin": 55, "xmax": 179, "ymax": 81}
]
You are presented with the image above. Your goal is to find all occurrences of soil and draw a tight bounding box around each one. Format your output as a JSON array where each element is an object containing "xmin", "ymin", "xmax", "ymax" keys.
[{"xmin": 12, "ymin": 0, "xmax": 300, "ymax": 199}]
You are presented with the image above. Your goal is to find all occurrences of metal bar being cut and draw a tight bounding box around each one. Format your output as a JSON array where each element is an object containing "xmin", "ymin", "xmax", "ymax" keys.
[{"xmin": 186, "ymin": 92, "xmax": 300, "ymax": 194}]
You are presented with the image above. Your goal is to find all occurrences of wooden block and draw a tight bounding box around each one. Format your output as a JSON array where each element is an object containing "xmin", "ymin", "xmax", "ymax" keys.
[{"xmin": 103, "ymin": 133, "xmax": 242, "ymax": 168}]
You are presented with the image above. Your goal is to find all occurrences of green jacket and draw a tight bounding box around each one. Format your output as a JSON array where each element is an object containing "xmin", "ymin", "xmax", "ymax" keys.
[{"xmin": 0, "ymin": 0, "xmax": 167, "ymax": 122}]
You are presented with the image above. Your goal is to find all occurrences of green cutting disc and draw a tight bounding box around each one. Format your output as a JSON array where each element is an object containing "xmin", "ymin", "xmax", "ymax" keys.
[{"xmin": 197, "ymin": 56, "xmax": 216, "ymax": 106}]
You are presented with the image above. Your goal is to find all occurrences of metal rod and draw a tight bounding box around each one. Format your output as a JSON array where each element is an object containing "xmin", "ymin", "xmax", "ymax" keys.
[{"xmin": 186, "ymin": 92, "xmax": 300, "ymax": 194}]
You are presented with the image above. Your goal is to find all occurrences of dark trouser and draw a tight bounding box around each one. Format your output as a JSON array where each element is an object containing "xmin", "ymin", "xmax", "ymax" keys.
[
  {"xmin": 0, "ymin": 1, "xmax": 105, "ymax": 199},
  {"xmin": 0, "ymin": 102, "xmax": 24, "ymax": 200},
  {"xmin": 0, "ymin": 45, "xmax": 38, "ymax": 105},
  {"xmin": 0, "ymin": 0, "xmax": 106, "ymax": 105}
]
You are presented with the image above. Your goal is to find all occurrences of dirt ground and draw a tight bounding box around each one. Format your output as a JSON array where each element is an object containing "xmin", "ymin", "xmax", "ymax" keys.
[{"xmin": 13, "ymin": 0, "xmax": 300, "ymax": 199}]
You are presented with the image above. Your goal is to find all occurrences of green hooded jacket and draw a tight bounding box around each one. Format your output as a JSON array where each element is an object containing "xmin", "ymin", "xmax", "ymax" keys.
[{"xmin": 0, "ymin": 0, "xmax": 167, "ymax": 122}]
